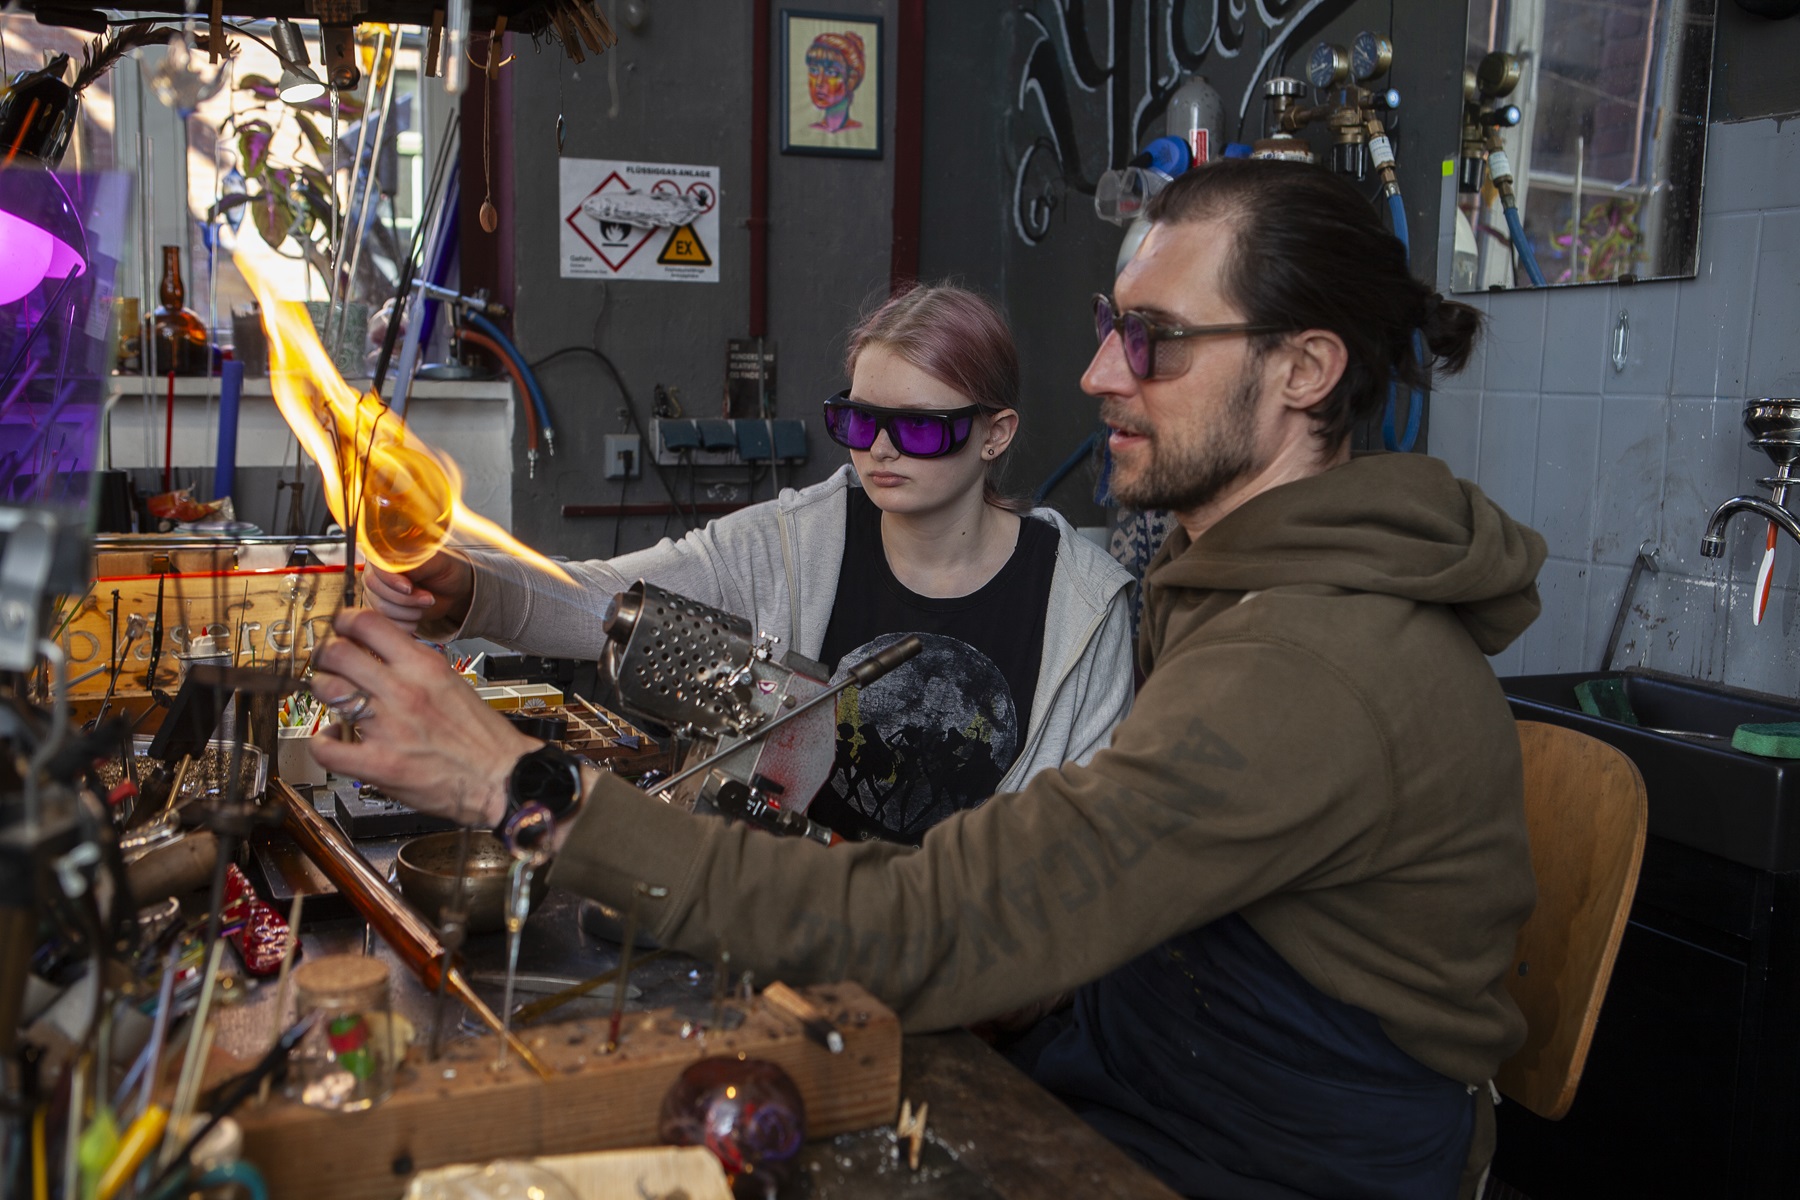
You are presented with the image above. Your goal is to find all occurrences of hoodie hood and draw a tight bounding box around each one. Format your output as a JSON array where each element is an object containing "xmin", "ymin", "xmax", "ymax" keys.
[{"xmin": 1149, "ymin": 453, "xmax": 1546, "ymax": 654}]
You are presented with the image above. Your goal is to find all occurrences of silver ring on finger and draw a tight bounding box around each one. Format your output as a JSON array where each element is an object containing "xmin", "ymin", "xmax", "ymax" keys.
[{"xmin": 326, "ymin": 689, "xmax": 374, "ymax": 724}]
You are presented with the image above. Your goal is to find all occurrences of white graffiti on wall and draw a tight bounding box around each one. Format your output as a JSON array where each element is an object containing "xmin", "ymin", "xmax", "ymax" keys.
[{"xmin": 1012, "ymin": 0, "xmax": 1353, "ymax": 244}]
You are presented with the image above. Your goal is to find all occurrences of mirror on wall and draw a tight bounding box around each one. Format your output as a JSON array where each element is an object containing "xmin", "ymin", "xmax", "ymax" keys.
[{"xmin": 1454, "ymin": 0, "xmax": 1716, "ymax": 291}]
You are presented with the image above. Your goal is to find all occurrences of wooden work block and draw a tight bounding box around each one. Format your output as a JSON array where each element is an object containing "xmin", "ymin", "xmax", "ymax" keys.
[{"xmin": 238, "ymin": 982, "xmax": 900, "ymax": 1200}]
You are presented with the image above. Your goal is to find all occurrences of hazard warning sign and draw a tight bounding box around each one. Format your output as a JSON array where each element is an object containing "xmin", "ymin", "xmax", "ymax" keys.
[
  {"xmin": 657, "ymin": 224, "xmax": 712, "ymax": 267},
  {"xmin": 560, "ymin": 157, "xmax": 720, "ymax": 283}
]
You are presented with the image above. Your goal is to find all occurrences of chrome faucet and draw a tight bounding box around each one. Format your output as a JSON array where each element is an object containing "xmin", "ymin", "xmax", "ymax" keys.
[
  {"xmin": 1700, "ymin": 494, "xmax": 1800, "ymax": 558},
  {"xmin": 1700, "ymin": 399, "xmax": 1800, "ymax": 560}
]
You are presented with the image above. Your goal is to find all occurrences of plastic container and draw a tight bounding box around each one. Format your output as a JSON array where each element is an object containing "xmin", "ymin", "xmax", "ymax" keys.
[{"xmin": 277, "ymin": 727, "xmax": 329, "ymax": 787}]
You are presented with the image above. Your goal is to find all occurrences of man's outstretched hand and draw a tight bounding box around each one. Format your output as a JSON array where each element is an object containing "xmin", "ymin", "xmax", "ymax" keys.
[
  {"xmin": 308, "ymin": 607, "xmax": 538, "ymax": 828},
  {"xmin": 362, "ymin": 551, "xmax": 476, "ymax": 634}
]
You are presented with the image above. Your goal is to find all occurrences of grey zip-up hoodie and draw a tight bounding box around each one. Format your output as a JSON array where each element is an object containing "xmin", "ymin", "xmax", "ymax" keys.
[{"xmin": 450, "ymin": 466, "xmax": 1137, "ymax": 792}]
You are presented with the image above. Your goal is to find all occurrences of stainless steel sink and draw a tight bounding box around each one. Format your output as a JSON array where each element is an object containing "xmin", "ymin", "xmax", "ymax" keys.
[{"xmin": 1503, "ymin": 669, "xmax": 1800, "ymax": 871}]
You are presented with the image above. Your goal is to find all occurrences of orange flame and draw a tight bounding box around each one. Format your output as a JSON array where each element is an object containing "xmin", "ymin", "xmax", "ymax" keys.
[{"xmin": 236, "ymin": 253, "xmax": 569, "ymax": 583}]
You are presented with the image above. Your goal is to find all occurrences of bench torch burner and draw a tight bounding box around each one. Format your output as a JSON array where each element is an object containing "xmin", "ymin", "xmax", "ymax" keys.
[{"xmin": 600, "ymin": 582, "xmax": 919, "ymax": 843}]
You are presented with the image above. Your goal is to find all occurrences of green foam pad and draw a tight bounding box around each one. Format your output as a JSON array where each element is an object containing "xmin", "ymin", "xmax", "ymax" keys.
[
  {"xmin": 1574, "ymin": 679, "xmax": 1639, "ymax": 726},
  {"xmin": 1731, "ymin": 722, "xmax": 1800, "ymax": 758}
]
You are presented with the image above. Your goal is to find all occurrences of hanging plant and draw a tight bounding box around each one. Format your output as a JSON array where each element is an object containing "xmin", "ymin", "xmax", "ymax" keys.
[{"xmin": 212, "ymin": 67, "xmax": 394, "ymax": 299}]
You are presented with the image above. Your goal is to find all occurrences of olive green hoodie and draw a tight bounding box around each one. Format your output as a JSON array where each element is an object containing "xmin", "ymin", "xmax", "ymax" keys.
[{"xmin": 551, "ymin": 452, "xmax": 1546, "ymax": 1087}]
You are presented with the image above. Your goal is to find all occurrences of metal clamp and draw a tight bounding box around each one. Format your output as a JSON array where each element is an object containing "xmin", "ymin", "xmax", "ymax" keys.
[{"xmin": 0, "ymin": 509, "xmax": 54, "ymax": 671}]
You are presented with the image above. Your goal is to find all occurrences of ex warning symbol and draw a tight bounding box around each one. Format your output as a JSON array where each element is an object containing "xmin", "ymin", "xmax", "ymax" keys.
[{"xmin": 657, "ymin": 223, "xmax": 712, "ymax": 267}]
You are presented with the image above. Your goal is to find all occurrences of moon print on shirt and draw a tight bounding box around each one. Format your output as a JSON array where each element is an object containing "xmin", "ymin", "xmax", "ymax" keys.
[{"xmin": 825, "ymin": 631, "xmax": 1020, "ymax": 842}]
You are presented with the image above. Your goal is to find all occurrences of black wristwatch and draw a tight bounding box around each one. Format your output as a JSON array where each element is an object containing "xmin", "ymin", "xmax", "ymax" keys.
[{"xmin": 495, "ymin": 744, "xmax": 583, "ymax": 844}]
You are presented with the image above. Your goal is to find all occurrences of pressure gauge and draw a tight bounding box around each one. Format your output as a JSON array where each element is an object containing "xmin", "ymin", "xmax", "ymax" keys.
[
  {"xmin": 1351, "ymin": 32, "xmax": 1393, "ymax": 82},
  {"xmin": 1477, "ymin": 51, "xmax": 1522, "ymax": 99},
  {"xmin": 1308, "ymin": 43, "xmax": 1350, "ymax": 90}
]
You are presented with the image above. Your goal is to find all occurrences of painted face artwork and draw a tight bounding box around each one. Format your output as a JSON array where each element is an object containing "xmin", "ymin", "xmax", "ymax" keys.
[{"xmin": 806, "ymin": 32, "xmax": 865, "ymax": 132}]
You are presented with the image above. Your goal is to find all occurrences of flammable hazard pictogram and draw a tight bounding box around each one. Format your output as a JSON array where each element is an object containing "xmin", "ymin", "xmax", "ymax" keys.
[{"xmin": 657, "ymin": 223, "xmax": 713, "ymax": 267}]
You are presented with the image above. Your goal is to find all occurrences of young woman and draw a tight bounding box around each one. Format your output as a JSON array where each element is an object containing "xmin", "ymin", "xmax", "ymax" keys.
[{"xmin": 365, "ymin": 284, "xmax": 1135, "ymax": 844}]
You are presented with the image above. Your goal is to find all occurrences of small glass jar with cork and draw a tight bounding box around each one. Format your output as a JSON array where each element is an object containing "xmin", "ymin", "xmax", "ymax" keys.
[{"xmin": 288, "ymin": 953, "xmax": 404, "ymax": 1111}]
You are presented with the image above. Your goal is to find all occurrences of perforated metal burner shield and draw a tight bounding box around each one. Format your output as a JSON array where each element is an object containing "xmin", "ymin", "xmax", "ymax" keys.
[
  {"xmin": 602, "ymin": 581, "xmax": 836, "ymax": 814},
  {"xmin": 604, "ymin": 583, "xmax": 762, "ymax": 733}
]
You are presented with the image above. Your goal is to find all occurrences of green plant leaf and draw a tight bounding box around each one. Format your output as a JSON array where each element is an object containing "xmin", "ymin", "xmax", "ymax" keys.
[
  {"xmin": 238, "ymin": 120, "xmax": 275, "ymax": 176},
  {"xmin": 293, "ymin": 112, "xmax": 332, "ymax": 160},
  {"xmin": 250, "ymin": 183, "xmax": 296, "ymax": 249},
  {"xmin": 207, "ymin": 193, "xmax": 251, "ymax": 223},
  {"xmin": 297, "ymin": 163, "xmax": 333, "ymax": 202},
  {"xmin": 238, "ymin": 77, "xmax": 281, "ymax": 106}
]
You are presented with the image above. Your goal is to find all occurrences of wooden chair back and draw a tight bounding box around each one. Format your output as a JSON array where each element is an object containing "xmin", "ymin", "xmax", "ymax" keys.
[{"xmin": 1496, "ymin": 721, "xmax": 1647, "ymax": 1121}]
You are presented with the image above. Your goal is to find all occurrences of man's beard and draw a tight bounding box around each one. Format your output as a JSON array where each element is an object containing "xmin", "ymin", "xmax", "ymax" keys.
[{"xmin": 1106, "ymin": 362, "xmax": 1261, "ymax": 512}]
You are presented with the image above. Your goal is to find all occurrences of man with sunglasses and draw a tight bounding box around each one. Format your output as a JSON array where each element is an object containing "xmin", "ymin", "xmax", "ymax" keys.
[{"xmin": 316, "ymin": 160, "xmax": 1543, "ymax": 1199}]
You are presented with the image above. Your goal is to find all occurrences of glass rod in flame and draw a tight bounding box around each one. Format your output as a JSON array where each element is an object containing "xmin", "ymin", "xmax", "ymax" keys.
[{"xmin": 236, "ymin": 253, "xmax": 569, "ymax": 582}]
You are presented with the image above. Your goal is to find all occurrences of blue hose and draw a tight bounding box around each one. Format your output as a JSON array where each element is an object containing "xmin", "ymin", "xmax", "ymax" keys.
[
  {"xmin": 1035, "ymin": 430, "xmax": 1102, "ymax": 506},
  {"xmin": 1386, "ymin": 189, "xmax": 1410, "ymax": 255},
  {"xmin": 1383, "ymin": 191, "xmax": 1425, "ymax": 453},
  {"xmin": 1504, "ymin": 203, "xmax": 1547, "ymax": 287},
  {"xmin": 465, "ymin": 310, "xmax": 555, "ymax": 446}
]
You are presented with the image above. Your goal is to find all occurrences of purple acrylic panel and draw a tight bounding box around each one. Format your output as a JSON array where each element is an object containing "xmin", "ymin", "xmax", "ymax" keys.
[{"xmin": 0, "ymin": 170, "xmax": 131, "ymax": 520}]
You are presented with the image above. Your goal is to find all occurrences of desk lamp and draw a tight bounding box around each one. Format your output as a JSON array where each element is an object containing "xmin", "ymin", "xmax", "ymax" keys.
[{"xmin": 0, "ymin": 57, "xmax": 89, "ymax": 302}]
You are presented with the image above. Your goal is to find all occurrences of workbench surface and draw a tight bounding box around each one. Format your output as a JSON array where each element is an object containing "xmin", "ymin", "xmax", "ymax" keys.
[
  {"xmin": 807, "ymin": 1032, "xmax": 1181, "ymax": 1199},
  {"xmin": 230, "ymin": 836, "xmax": 1178, "ymax": 1200}
]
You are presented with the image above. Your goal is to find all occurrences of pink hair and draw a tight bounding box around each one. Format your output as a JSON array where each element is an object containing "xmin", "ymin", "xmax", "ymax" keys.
[{"xmin": 843, "ymin": 283, "xmax": 1024, "ymax": 508}]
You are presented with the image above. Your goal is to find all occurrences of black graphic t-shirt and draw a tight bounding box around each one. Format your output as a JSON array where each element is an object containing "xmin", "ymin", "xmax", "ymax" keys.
[{"xmin": 812, "ymin": 488, "xmax": 1058, "ymax": 845}]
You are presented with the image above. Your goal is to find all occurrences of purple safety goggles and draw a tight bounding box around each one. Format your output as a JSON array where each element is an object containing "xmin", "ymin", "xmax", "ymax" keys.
[
  {"xmin": 821, "ymin": 393, "xmax": 980, "ymax": 459},
  {"xmin": 1093, "ymin": 293, "xmax": 1288, "ymax": 380}
]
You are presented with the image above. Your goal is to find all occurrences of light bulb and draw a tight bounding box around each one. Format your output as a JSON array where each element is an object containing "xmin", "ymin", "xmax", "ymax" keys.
[{"xmin": 0, "ymin": 207, "xmax": 55, "ymax": 304}]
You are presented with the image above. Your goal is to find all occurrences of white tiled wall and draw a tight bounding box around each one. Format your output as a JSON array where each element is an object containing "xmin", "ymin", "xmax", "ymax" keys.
[{"xmin": 1431, "ymin": 118, "xmax": 1800, "ymax": 697}]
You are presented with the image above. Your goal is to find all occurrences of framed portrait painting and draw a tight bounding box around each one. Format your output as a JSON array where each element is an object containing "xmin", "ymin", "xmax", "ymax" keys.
[{"xmin": 780, "ymin": 10, "xmax": 882, "ymax": 158}]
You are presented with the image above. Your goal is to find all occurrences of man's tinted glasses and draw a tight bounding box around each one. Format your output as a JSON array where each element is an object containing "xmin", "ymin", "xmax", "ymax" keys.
[
  {"xmin": 1093, "ymin": 293, "xmax": 1288, "ymax": 379},
  {"xmin": 822, "ymin": 393, "xmax": 980, "ymax": 459}
]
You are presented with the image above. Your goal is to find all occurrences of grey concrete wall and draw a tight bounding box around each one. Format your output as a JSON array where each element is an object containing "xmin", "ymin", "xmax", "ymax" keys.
[
  {"xmin": 1430, "ymin": 116, "xmax": 1800, "ymax": 697},
  {"xmin": 503, "ymin": 0, "xmax": 896, "ymax": 559}
]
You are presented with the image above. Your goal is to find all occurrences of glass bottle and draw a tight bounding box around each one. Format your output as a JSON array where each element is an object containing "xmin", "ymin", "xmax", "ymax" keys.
[{"xmin": 152, "ymin": 245, "xmax": 209, "ymax": 376}]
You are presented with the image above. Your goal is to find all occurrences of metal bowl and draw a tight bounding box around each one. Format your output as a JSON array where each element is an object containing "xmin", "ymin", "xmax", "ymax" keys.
[{"xmin": 394, "ymin": 831, "xmax": 549, "ymax": 935}]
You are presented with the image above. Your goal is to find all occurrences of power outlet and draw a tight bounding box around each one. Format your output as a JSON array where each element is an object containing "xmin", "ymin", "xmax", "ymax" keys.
[{"xmin": 604, "ymin": 433, "xmax": 642, "ymax": 479}]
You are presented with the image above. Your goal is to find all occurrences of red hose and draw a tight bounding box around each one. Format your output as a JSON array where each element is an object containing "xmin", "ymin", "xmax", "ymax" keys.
[
  {"xmin": 458, "ymin": 327, "xmax": 537, "ymax": 455},
  {"xmin": 891, "ymin": 0, "xmax": 925, "ymax": 291},
  {"xmin": 750, "ymin": 0, "xmax": 770, "ymax": 337}
]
